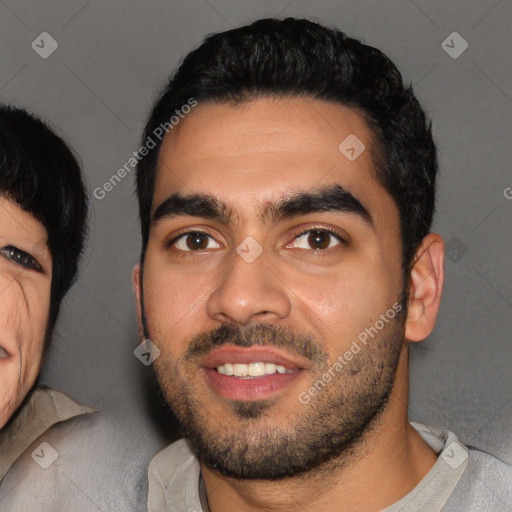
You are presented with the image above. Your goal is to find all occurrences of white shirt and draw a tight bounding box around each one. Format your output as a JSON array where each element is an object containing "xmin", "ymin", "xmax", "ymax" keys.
[{"xmin": 0, "ymin": 386, "xmax": 151, "ymax": 511}]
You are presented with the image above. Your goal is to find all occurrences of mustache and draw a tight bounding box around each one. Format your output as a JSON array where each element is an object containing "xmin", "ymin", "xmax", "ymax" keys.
[{"xmin": 185, "ymin": 323, "xmax": 327, "ymax": 365}]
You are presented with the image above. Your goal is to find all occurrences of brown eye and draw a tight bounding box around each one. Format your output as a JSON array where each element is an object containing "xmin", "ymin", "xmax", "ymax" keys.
[
  {"xmin": 186, "ymin": 232, "xmax": 210, "ymax": 250},
  {"xmin": 288, "ymin": 229, "xmax": 344, "ymax": 251},
  {"xmin": 307, "ymin": 230, "xmax": 332, "ymax": 250},
  {"xmin": 172, "ymin": 231, "xmax": 221, "ymax": 252}
]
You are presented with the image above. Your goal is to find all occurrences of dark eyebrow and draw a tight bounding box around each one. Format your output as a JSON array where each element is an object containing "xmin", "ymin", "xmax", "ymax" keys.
[
  {"xmin": 152, "ymin": 194, "xmax": 235, "ymax": 226},
  {"xmin": 152, "ymin": 185, "xmax": 373, "ymax": 228},
  {"xmin": 265, "ymin": 184, "xmax": 373, "ymax": 227}
]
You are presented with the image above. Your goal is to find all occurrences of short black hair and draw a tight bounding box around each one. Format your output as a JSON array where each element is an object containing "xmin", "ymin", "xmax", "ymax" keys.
[
  {"xmin": 136, "ymin": 17, "xmax": 437, "ymax": 273},
  {"xmin": 0, "ymin": 105, "xmax": 88, "ymax": 348}
]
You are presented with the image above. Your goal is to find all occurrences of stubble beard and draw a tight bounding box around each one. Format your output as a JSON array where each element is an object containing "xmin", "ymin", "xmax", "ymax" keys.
[{"xmin": 151, "ymin": 302, "xmax": 406, "ymax": 480}]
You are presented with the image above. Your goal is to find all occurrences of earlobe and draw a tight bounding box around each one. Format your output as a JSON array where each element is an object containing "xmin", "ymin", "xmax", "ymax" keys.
[{"xmin": 405, "ymin": 234, "xmax": 445, "ymax": 342}]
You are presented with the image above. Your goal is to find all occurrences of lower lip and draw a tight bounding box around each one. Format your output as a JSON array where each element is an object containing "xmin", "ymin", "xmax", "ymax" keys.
[{"xmin": 203, "ymin": 368, "xmax": 302, "ymax": 401}]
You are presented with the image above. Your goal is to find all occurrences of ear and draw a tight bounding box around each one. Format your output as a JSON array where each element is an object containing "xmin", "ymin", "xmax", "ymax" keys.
[
  {"xmin": 405, "ymin": 233, "xmax": 445, "ymax": 342},
  {"xmin": 132, "ymin": 263, "xmax": 143, "ymax": 339}
]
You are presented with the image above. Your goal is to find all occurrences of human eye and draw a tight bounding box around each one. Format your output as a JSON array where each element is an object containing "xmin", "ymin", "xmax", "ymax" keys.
[
  {"xmin": 169, "ymin": 231, "xmax": 222, "ymax": 252},
  {"xmin": 0, "ymin": 246, "xmax": 43, "ymax": 271},
  {"xmin": 286, "ymin": 228, "xmax": 346, "ymax": 251}
]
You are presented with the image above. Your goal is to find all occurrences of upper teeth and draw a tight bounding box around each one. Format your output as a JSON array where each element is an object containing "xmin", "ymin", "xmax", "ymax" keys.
[{"xmin": 216, "ymin": 362, "xmax": 293, "ymax": 377}]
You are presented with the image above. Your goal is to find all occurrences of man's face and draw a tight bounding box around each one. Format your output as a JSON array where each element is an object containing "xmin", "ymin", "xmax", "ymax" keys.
[
  {"xmin": 0, "ymin": 197, "xmax": 52, "ymax": 428},
  {"xmin": 139, "ymin": 97, "xmax": 407, "ymax": 478}
]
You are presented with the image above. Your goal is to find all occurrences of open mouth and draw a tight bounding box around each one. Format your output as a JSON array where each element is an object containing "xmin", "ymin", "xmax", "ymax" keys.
[
  {"xmin": 216, "ymin": 362, "xmax": 296, "ymax": 377},
  {"xmin": 201, "ymin": 345, "xmax": 307, "ymax": 400},
  {"xmin": 0, "ymin": 346, "xmax": 11, "ymax": 359}
]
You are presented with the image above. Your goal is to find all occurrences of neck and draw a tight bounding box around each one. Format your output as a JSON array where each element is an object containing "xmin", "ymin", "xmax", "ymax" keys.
[{"xmin": 201, "ymin": 346, "xmax": 437, "ymax": 512}]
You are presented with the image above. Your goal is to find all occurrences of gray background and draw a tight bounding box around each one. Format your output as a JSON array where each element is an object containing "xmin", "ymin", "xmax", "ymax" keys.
[{"xmin": 1, "ymin": 0, "xmax": 510, "ymax": 463}]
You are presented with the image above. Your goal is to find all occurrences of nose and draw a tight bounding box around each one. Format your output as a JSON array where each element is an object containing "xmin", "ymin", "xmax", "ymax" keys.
[{"xmin": 206, "ymin": 245, "xmax": 291, "ymax": 325}]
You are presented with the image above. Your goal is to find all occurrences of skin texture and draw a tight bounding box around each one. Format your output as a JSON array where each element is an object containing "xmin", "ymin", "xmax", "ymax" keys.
[
  {"xmin": 0, "ymin": 197, "xmax": 52, "ymax": 429},
  {"xmin": 134, "ymin": 97, "xmax": 445, "ymax": 511}
]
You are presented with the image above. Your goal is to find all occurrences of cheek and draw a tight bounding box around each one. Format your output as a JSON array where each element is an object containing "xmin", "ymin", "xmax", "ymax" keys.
[
  {"xmin": 0, "ymin": 273, "xmax": 47, "ymax": 426},
  {"xmin": 284, "ymin": 262, "xmax": 396, "ymax": 356},
  {"xmin": 0, "ymin": 272, "xmax": 29, "ymax": 337},
  {"xmin": 142, "ymin": 259, "xmax": 212, "ymax": 351}
]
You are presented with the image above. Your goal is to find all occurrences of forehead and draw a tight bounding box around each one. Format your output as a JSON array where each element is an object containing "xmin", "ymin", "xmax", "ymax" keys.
[
  {"xmin": 153, "ymin": 97, "xmax": 395, "ymax": 222},
  {"xmin": 0, "ymin": 196, "xmax": 48, "ymax": 249}
]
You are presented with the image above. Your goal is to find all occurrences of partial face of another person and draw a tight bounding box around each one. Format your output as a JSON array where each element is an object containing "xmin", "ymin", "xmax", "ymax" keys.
[
  {"xmin": 0, "ymin": 197, "xmax": 52, "ymax": 428},
  {"xmin": 137, "ymin": 97, "xmax": 409, "ymax": 478}
]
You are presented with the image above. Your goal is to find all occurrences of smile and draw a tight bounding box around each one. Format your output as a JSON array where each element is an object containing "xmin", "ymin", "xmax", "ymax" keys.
[
  {"xmin": 200, "ymin": 345, "xmax": 307, "ymax": 400},
  {"xmin": 216, "ymin": 362, "xmax": 295, "ymax": 377}
]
